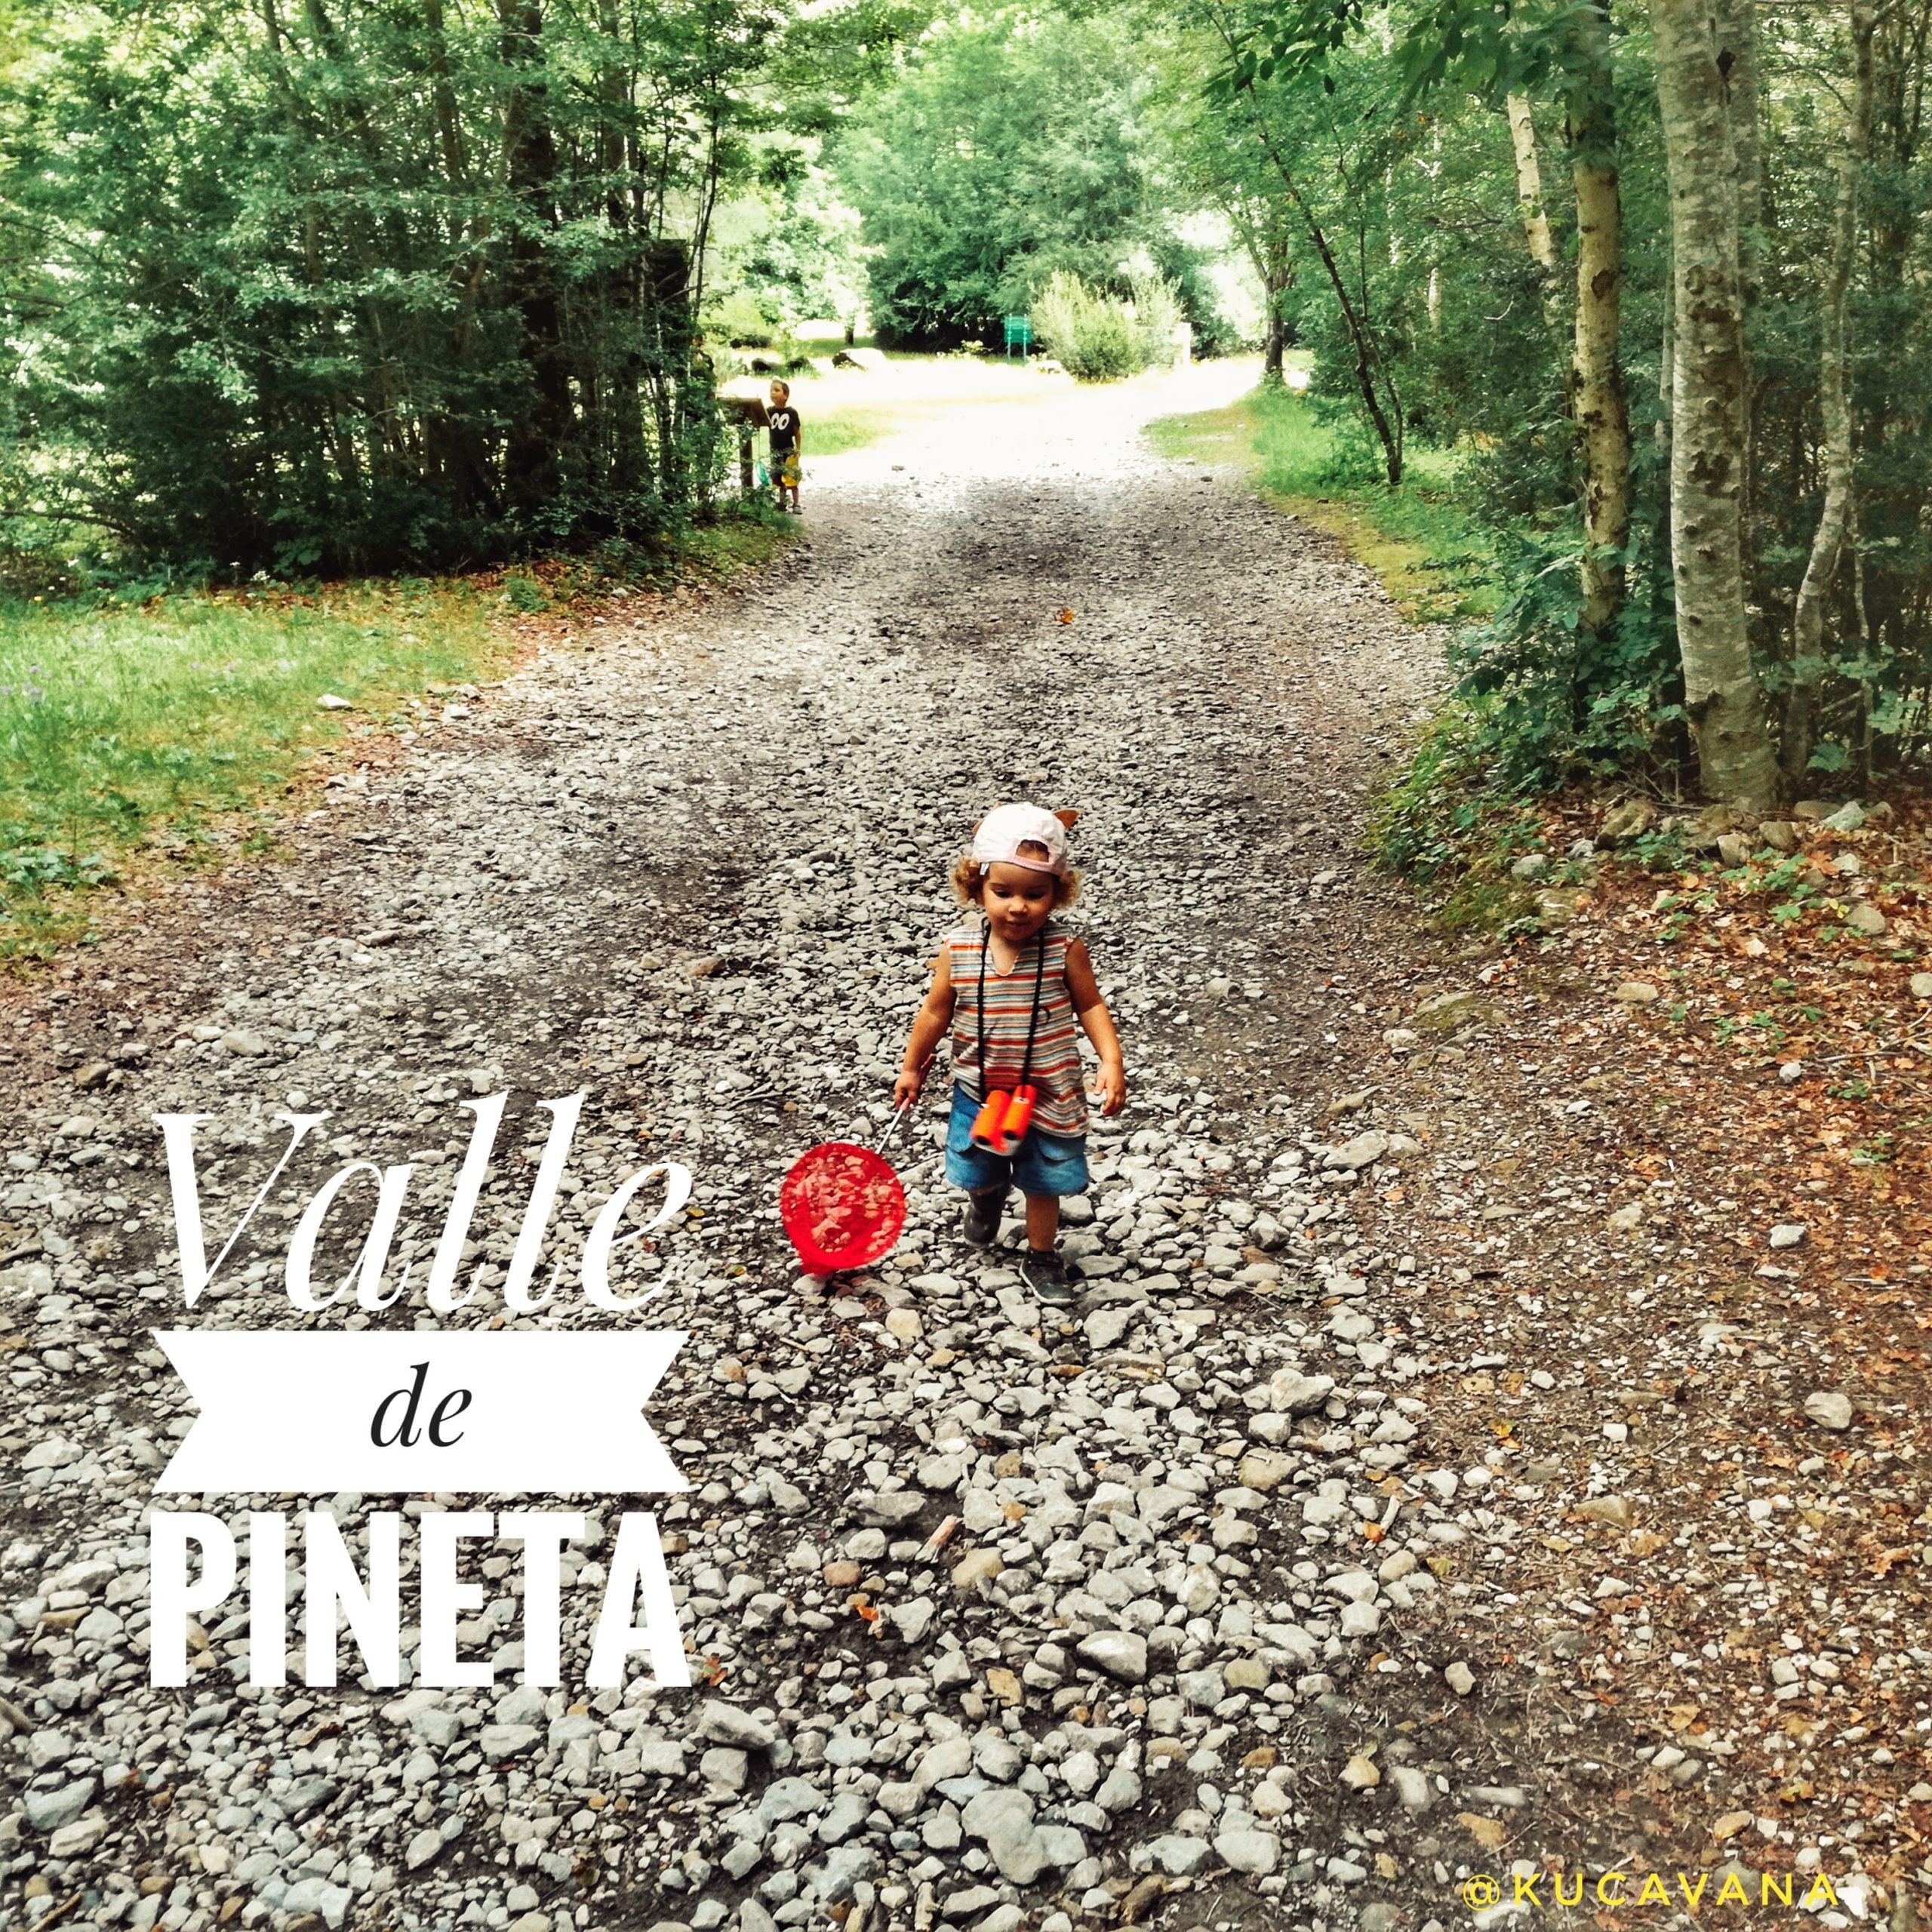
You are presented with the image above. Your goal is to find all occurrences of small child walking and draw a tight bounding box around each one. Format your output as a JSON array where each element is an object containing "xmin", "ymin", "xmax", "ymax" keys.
[
  {"xmin": 895, "ymin": 804, "xmax": 1125, "ymax": 1304},
  {"xmin": 766, "ymin": 378, "xmax": 802, "ymax": 512}
]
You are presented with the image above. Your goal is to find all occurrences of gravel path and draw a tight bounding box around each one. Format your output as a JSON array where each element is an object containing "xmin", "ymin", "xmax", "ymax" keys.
[{"xmin": 0, "ymin": 364, "xmax": 1509, "ymax": 1932}]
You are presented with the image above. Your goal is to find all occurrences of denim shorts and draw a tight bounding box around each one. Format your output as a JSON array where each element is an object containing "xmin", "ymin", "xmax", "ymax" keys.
[{"xmin": 944, "ymin": 1085, "xmax": 1091, "ymax": 1198}]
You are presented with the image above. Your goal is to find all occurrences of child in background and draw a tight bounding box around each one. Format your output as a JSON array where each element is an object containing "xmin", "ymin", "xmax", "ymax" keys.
[
  {"xmin": 766, "ymin": 379, "xmax": 802, "ymax": 512},
  {"xmin": 895, "ymin": 804, "xmax": 1126, "ymax": 1304}
]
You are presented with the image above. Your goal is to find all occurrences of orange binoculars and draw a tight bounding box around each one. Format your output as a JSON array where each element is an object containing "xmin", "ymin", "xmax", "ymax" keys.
[{"xmin": 970, "ymin": 1084, "xmax": 1038, "ymax": 1155}]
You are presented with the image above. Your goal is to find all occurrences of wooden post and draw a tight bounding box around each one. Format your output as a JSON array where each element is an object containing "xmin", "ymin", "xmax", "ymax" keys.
[{"xmin": 718, "ymin": 395, "xmax": 768, "ymax": 499}]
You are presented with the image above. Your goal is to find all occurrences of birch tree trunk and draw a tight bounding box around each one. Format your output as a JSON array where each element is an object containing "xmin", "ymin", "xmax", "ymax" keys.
[
  {"xmin": 1506, "ymin": 94, "xmax": 1563, "ymax": 331},
  {"xmin": 1714, "ymin": 0, "xmax": 1764, "ymax": 580},
  {"xmin": 1651, "ymin": 0, "xmax": 1783, "ymax": 804},
  {"xmin": 1784, "ymin": 0, "xmax": 1877, "ymax": 782},
  {"xmin": 1567, "ymin": 6, "xmax": 1630, "ymax": 638},
  {"xmin": 1715, "ymin": 0, "xmax": 1763, "ymax": 233}
]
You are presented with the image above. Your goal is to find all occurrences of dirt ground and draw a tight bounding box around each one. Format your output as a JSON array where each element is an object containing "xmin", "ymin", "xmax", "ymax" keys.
[{"xmin": 0, "ymin": 357, "xmax": 1922, "ymax": 1932}]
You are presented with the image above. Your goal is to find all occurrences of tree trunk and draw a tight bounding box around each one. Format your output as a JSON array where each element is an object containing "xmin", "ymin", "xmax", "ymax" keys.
[
  {"xmin": 1567, "ymin": 11, "xmax": 1631, "ymax": 638},
  {"xmin": 1505, "ymin": 94, "xmax": 1563, "ymax": 331},
  {"xmin": 1224, "ymin": 192, "xmax": 1294, "ymax": 383},
  {"xmin": 1783, "ymin": 0, "xmax": 1877, "ymax": 783},
  {"xmin": 1261, "ymin": 235, "xmax": 1293, "ymax": 380},
  {"xmin": 498, "ymin": 0, "xmax": 573, "ymax": 521},
  {"xmin": 1713, "ymin": 0, "xmax": 1764, "ymax": 577},
  {"xmin": 1714, "ymin": 0, "xmax": 1762, "ymax": 233},
  {"xmin": 1650, "ymin": 0, "xmax": 1782, "ymax": 804},
  {"xmin": 1264, "ymin": 300, "xmax": 1289, "ymax": 380}
]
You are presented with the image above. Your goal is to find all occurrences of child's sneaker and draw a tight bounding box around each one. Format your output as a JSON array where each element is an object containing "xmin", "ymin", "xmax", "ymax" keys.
[
  {"xmin": 1021, "ymin": 1247, "xmax": 1075, "ymax": 1305},
  {"xmin": 961, "ymin": 1187, "xmax": 1008, "ymax": 1247}
]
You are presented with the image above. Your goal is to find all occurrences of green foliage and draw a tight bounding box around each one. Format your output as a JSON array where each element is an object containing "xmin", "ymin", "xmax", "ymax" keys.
[
  {"xmin": 1451, "ymin": 525, "xmax": 1681, "ymax": 788},
  {"xmin": 1373, "ymin": 524, "xmax": 1681, "ymax": 889},
  {"xmin": 837, "ymin": 11, "xmax": 1237, "ymax": 349},
  {"xmin": 0, "ymin": 0, "xmax": 771, "ymax": 580},
  {"xmin": 724, "ymin": 162, "xmax": 866, "ymax": 336},
  {"xmin": 1032, "ymin": 272, "xmax": 1183, "ymax": 381},
  {"xmin": 1208, "ymin": 0, "xmax": 1932, "ymax": 801}
]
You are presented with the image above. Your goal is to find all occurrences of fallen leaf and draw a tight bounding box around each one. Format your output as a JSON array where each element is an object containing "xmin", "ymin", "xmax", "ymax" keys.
[
  {"xmin": 1457, "ymin": 1811, "xmax": 1508, "ymax": 1850},
  {"xmin": 985, "ymin": 1666, "xmax": 1022, "ymax": 1706}
]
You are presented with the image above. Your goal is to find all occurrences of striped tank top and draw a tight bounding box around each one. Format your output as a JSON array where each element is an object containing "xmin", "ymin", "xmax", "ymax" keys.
[{"xmin": 946, "ymin": 919, "xmax": 1087, "ymax": 1137}]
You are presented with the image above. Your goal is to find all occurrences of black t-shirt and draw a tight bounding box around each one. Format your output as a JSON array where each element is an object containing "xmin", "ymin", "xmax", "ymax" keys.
[{"xmin": 768, "ymin": 405, "xmax": 800, "ymax": 451}]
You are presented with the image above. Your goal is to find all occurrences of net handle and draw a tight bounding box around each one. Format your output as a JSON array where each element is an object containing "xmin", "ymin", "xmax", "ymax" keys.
[{"xmin": 873, "ymin": 1051, "xmax": 934, "ymax": 1158}]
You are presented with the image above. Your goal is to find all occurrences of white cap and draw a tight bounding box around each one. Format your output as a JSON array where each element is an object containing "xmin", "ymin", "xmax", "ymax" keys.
[{"xmin": 970, "ymin": 803, "xmax": 1074, "ymax": 877}]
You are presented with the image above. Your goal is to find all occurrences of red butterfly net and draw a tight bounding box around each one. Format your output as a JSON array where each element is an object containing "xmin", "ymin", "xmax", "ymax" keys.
[{"xmin": 779, "ymin": 1141, "xmax": 908, "ymax": 1275}]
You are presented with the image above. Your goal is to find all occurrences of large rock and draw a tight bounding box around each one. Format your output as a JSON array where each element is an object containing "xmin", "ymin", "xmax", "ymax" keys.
[
  {"xmin": 1324, "ymin": 1131, "xmax": 1388, "ymax": 1171},
  {"xmin": 23, "ymin": 1780, "xmax": 95, "ymax": 1832},
  {"xmin": 1262, "ymin": 1367, "xmax": 1335, "ymax": 1414},
  {"xmin": 1804, "ymin": 1391, "xmax": 1854, "ymax": 1432},
  {"xmin": 1215, "ymin": 1828, "xmax": 1280, "ymax": 1875},
  {"xmin": 1141, "ymin": 1835, "xmax": 1214, "ymax": 1877},
  {"xmin": 758, "ymin": 1777, "xmax": 824, "ymax": 1825},
  {"xmin": 961, "ymin": 1787, "xmax": 1048, "ymax": 1884},
  {"xmin": 912, "ymin": 1736, "xmax": 973, "ymax": 1792},
  {"xmin": 1238, "ymin": 1449, "xmax": 1295, "ymax": 1491},
  {"xmin": 692, "ymin": 1700, "xmax": 777, "ymax": 1750},
  {"xmin": 813, "ymin": 1845, "xmax": 877, "ymax": 1903},
  {"xmin": 1598, "ymin": 798, "xmax": 1659, "ymax": 842},
  {"xmin": 856, "ymin": 1491, "xmax": 926, "ymax": 1527},
  {"xmin": 1076, "ymin": 1630, "xmax": 1149, "ymax": 1684},
  {"xmin": 478, "ymin": 1724, "xmax": 540, "ymax": 1761}
]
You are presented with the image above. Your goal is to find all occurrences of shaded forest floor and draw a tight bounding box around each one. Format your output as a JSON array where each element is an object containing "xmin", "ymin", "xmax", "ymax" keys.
[{"xmin": 1158, "ymin": 376, "xmax": 1932, "ymax": 1905}]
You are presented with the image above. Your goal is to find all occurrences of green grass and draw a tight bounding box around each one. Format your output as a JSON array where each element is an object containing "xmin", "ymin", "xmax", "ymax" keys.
[
  {"xmin": 0, "ymin": 580, "xmax": 512, "ymax": 956},
  {"xmin": 0, "ymin": 509, "xmax": 796, "ymax": 960},
  {"xmin": 799, "ymin": 405, "xmax": 903, "ymax": 457},
  {"xmin": 1145, "ymin": 377, "xmax": 1503, "ymax": 625}
]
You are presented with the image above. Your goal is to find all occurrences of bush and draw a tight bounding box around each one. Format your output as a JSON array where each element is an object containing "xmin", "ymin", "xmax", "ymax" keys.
[
  {"xmin": 1032, "ymin": 272, "xmax": 1183, "ymax": 382},
  {"xmin": 1034, "ymin": 273, "xmax": 1136, "ymax": 379},
  {"xmin": 1127, "ymin": 272, "xmax": 1185, "ymax": 368}
]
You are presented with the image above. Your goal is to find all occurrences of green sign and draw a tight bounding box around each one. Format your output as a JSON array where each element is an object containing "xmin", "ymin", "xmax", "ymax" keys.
[{"xmin": 1003, "ymin": 314, "xmax": 1032, "ymax": 356}]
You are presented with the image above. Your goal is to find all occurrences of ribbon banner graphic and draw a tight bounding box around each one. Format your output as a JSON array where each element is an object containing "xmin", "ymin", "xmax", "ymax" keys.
[{"xmin": 154, "ymin": 1330, "xmax": 688, "ymax": 1493}]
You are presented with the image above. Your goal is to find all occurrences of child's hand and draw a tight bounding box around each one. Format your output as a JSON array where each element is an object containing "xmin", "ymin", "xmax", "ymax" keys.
[
  {"xmin": 893, "ymin": 1066, "xmax": 924, "ymax": 1108},
  {"xmin": 1091, "ymin": 1064, "xmax": 1127, "ymax": 1116}
]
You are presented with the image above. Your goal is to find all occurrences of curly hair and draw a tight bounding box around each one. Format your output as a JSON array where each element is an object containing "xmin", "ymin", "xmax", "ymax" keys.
[{"xmin": 951, "ymin": 851, "xmax": 1080, "ymax": 908}]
